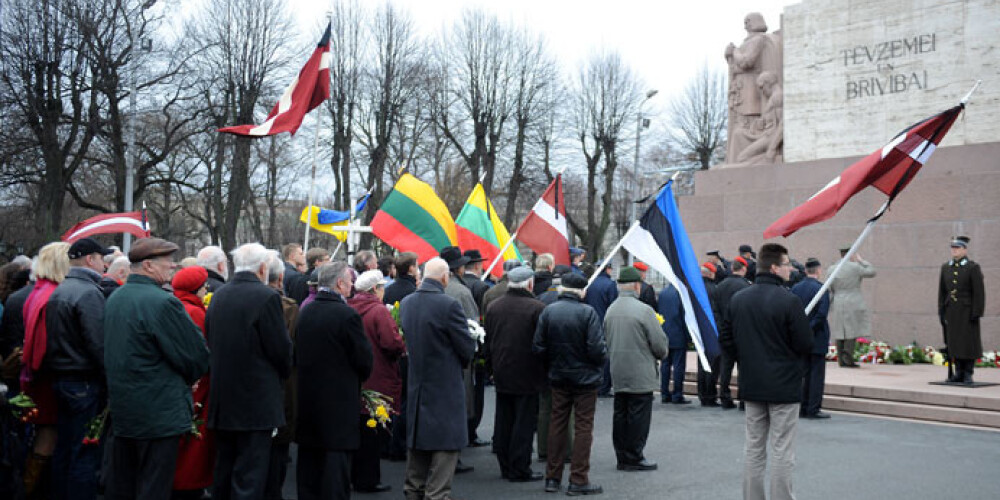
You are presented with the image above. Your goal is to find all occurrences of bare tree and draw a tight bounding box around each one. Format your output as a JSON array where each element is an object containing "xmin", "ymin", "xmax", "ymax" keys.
[
  {"xmin": 326, "ymin": 0, "xmax": 364, "ymax": 209},
  {"xmin": 667, "ymin": 64, "xmax": 728, "ymax": 169}
]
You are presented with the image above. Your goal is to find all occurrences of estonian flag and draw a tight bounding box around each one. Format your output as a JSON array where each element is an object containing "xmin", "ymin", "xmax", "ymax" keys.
[{"xmin": 621, "ymin": 180, "xmax": 720, "ymax": 370}]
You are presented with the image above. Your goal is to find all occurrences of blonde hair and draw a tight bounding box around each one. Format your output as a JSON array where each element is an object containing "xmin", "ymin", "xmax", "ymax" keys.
[{"xmin": 35, "ymin": 242, "xmax": 71, "ymax": 283}]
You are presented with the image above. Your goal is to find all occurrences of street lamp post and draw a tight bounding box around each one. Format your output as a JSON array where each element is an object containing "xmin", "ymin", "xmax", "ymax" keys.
[{"xmin": 628, "ymin": 89, "xmax": 658, "ymax": 265}]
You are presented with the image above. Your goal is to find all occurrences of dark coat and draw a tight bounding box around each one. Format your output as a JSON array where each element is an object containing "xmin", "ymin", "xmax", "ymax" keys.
[
  {"xmin": 275, "ymin": 295, "xmax": 299, "ymax": 445},
  {"xmin": 481, "ymin": 277, "xmax": 508, "ymax": 314},
  {"xmin": 533, "ymin": 271, "xmax": 554, "ymax": 299},
  {"xmin": 205, "ymin": 269, "xmax": 227, "ymax": 294},
  {"xmin": 283, "ymin": 262, "xmax": 309, "ymax": 305},
  {"xmin": 532, "ymin": 293, "xmax": 607, "ymax": 389},
  {"xmin": 463, "ymin": 271, "xmax": 490, "ymax": 314},
  {"xmin": 638, "ymin": 281, "xmax": 657, "ymax": 311},
  {"xmin": 296, "ymin": 291, "xmax": 373, "ymax": 450},
  {"xmin": 0, "ymin": 282, "xmax": 32, "ymax": 358},
  {"xmin": 791, "ymin": 277, "xmax": 831, "ymax": 355},
  {"xmin": 45, "ymin": 267, "xmax": 106, "ymax": 375},
  {"xmin": 484, "ymin": 288, "xmax": 546, "ymax": 395},
  {"xmin": 383, "ymin": 274, "xmax": 417, "ymax": 306},
  {"xmin": 585, "ymin": 271, "xmax": 618, "ymax": 322},
  {"xmin": 348, "ymin": 291, "xmax": 406, "ymax": 412},
  {"xmin": 716, "ymin": 275, "xmax": 751, "ymax": 322},
  {"xmin": 205, "ymin": 271, "xmax": 292, "ymax": 431},
  {"xmin": 702, "ymin": 277, "xmax": 723, "ymax": 328},
  {"xmin": 657, "ymin": 284, "xmax": 689, "ymax": 349},
  {"xmin": 99, "ymin": 275, "xmax": 121, "ymax": 298},
  {"xmin": 401, "ymin": 279, "xmax": 476, "ymax": 451},
  {"xmin": 719, "ymin": 273, "xmax": 813, "ymax": 403},
  {"xmin": 939, "ymin": 258, "xmax": 985, "ymax": 359}
]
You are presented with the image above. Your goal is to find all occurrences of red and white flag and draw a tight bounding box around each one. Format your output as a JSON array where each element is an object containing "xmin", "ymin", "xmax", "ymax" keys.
[
  {"xmin": 62, "ymin": 211, "xmax": 150, "ymax": 243},
  {"xmin": 516, "ymin": 174, "xmax": 570, "ymax": 266},
  {"xmin": 219, "ymin": 24, "xmax": 331, "ymax": 137},
  {"xmin": 764, "ymin": 104, "xmax": 963, "ymax": 239}
]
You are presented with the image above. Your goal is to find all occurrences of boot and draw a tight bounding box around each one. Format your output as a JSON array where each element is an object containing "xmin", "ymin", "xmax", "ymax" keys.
[
  {"xmin": 835, "ymin": 339, "xmax": 848, "ymax": 366},
  {"xmin": 23, "ymin": 452, "xmax": 51, "ymax": 499}
]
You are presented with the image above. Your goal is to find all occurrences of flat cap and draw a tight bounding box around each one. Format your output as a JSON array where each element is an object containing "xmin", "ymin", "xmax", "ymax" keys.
[
  {"xmin": 502, "ymin": 260, "xmax": 523, "ymax": 273},
  {"xmin": 508, "ymin": 266, "xmax": 534, "ymax": 283},
  {"xmin": 128, "ymin": 237, "xmax": 179, "ymax": 262},
  {"xmin": 618, "ymin": 266, "xmax": 641, "ymax": 283},
  {"xmin": 706, "ymin": 250, "xmax": 721, "ymax": 257},
  {"xmin": 561, "ymin": 273, "xmax": 587, "ymax": 289}
]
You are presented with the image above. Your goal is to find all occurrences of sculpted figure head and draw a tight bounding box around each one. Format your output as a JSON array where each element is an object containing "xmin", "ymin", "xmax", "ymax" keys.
[
  {"xmin": 744, "ymin": 12, "xmax": 767, "ymax": 33},
  {"xmin": 757, "ymin": 71, "xmax": 779, "ymax": 96}
]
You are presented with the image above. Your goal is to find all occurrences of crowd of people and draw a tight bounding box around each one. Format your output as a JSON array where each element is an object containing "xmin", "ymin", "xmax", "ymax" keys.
[{"xmin": 0, "ymin": 234, "xmax": 983, "ymax": 500}]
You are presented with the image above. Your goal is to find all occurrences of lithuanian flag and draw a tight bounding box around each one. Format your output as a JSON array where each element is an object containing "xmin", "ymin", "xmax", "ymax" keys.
[
  {"xmin": 455, "ymin": 183, "xmax": 522, "ymax": 278},
  {"xmin": 371, "ymin": 173, "xmax": 457, "ymax": 263}
]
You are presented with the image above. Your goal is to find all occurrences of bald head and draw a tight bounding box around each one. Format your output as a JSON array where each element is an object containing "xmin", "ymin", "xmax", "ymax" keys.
[{"xmin": 423, "ymin": 257, "xmax": 449, "ymax": 281}]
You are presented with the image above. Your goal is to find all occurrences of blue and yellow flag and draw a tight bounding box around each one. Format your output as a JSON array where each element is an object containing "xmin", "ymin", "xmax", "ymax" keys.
[{"xmin": 300, "ymin": 194, "xmax": 369, "ymax": 241}]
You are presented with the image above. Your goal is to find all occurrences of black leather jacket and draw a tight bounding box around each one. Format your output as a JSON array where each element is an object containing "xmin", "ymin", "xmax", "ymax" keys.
[
  {"xmin": 532, "ymin": 293, "xmax": 607, "ymax": 389},
  {"xmin": 45, "ymin": 267, "xmax": 106, "ymax": 376}
]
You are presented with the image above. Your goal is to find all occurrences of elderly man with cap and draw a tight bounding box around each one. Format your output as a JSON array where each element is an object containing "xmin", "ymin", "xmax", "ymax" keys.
[
  {"xmin": 205, "ymin": 243, "xmax": 293, "ymax": 500},
  {"xmin": 45, "ymin": 237, "xmax": 113, "ymax": 499},
  {"xmin": 484, "ymin": 265, "xmax": 546, "ymax": 482},
  {"xmin": 104, "ymin": 238, "xmax": 211, "ymax": 499},
  {"xmin": 533, "ymin": 271, "xmax": 606, "ymax": 495},
  {"xmin": 632, "ymin": 261, "xmax": 657, "ymax": 310},
  {"xmin": 939, "ymin": 236, "xmax": 985, "ymax": 385},
  {"xmin": 605, "ymin": 266, "xmax": 667, "ymax": 472},
  {"xmin": 716, "ymin": 257, "xmax": 752, "ymax": 409},
  {"xmin": 483, "ymin": 260, "xmax": 523, "ymax": 313},
  {"xmin": 791, "ymin": 258, "xmax": 831, "ymax": 418},
  {"xmin": 827, "ymin": 246, "xmax": 876, "ymax": 368},
  {"xmin": 697, "ymin": 262, "xmax": 723, "ymax": 407}
]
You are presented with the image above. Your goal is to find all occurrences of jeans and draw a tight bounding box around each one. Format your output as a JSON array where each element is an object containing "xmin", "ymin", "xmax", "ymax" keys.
[
  {"xmin": 660, "ymin": 348, "xmax": 687, "ymax": 402},
  {"xmin": 52, "ymin": 377, "xmax": 104, "ymax": 500}
]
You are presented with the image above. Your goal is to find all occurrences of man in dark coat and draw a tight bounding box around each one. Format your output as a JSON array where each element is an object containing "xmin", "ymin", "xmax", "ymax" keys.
[
  {"xmin": 282, "ymin": 243, "xmax": 309, "ymax": 304},
  {"xmin": 791, "ymin": 258, "xmax": 831, "ymax": 419},
  {"xmin": 205, "ymin": 243, "xmax": 293, "ymax": 500},
  {"xmin": 400, "ymin": 258, "xmax": 476, "ymax": 500},
  {"xmin": 482, "ymin": 260, "xmax": 523, "ymax": 313},
  {"xmin": 462, "ymin": 249, "xmax": 490, "ymax": 312},
  {"xmin": 197, "ymin": 245, "xmax": 229, "ymax": 293},
  {"xmin": 46, "ymin": 237, "xmax": 112, "ymax": 499},
  {"xmin": 697, "ymin": 262, "xmax": 723, "ymax": 406},
  {"xmin": 587, "ymin": 265, "xmax": 617, "ymax": 397},
  {"xmin": 461, "ymin": 249, "xmax": 491, "ymax": 449},
  {"xmin": 484, "ymin": 266, "xmax": 546, "ymax": 482},
  {"xmin": 939, "ymin": 236, "xmax": 985, "ymax": 384},
  {"xmin": 715, "ymin": 257, "xmax": 752, "ymax": 409},
  {"xmin": 739, "ymin": 244, "xmax": 757, "ymax": 282},
  {"xmin": 533, "ymin": 273, "xmax": 607, "ymax": 496},
  {"xmin": 295, "ymin": 262, "xmax": 373, "ymax": 500},
  {"xmin": 719, "ymin": 243, "xmax": 813, "ymax": 500},
  {"xmin": 658, "ymin": 283, "xmax": 690, "ymax": 404},
  {"xmin": 707, "ymin": 250, "xmax": 731, "ymax": 284},
  {"xmin": 381, "ymin": 251, "xmax": 419, "ymax": 461},
  {"xmin": 532, "ymin": 253, "xmax": 555, "ymax": 300}
]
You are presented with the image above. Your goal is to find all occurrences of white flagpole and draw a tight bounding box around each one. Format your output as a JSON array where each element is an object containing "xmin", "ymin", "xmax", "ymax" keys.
[
  {"xmin": 586, "ymin": 221, "xmax": 640, "ymax": 290},
  {"xmin": 481, "ymin": 230, "xmax": 518, "ymax": 281},
  {"xmin": 303, "ymin": 113, "xmax": 322, "ymax": 253}
]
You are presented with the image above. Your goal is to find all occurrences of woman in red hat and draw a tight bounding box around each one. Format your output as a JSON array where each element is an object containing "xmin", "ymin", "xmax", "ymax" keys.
[{"xmin": 170, "ymin": 266, "xmax": 216, "ymax": 499}]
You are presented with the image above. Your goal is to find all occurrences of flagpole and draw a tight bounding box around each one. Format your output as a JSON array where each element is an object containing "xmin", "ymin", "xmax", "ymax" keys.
[
  {"xmin": 345, "ymin": 187, "xmax": 371, "ymax": 266},
  {"xmin": 303, "ymin": 114, "xmax": 322, "ymax": 254},
  {"xmin": 481, "ymin": 230, "xmax": 517, "ymax": 280},
  {"xmin": 804, "ymin": 200, "xmax": 886, "ymax": 315},
  {"xmin": 587, "ymin": 221, "xmax": 640, "ymax": 290}
]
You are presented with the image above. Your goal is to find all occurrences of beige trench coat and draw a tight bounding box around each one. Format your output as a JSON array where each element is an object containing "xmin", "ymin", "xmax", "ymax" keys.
[{"xmin": 827, "ymin": 260, "xmax": 877, "ymax": 340}]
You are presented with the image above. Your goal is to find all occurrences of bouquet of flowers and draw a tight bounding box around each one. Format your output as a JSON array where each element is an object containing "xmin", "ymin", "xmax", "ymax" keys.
[
  {"xmin": 83, "ymin": 407, "xmax": 109, "ymax": 446},
  {"xmin": 388, "ymin": 301, "xmax": 404, "ymax": 343},
  {"xmin": 8, "ymin": 393, "xmax": 36, "ymax": 422},
  {"xmin": 362, "ymin": 389, "xmax": 395, "ymax": 430}
]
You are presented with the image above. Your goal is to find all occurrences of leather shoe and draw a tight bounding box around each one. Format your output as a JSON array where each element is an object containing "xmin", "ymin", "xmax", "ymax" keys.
[
  {"xmin": 566, "ymin": 482, "xmax": 603, "ymax": 496},
  {"xmin": 721, "ymin": 400, "xmax": 737, "ymax": 409},
  {"xmin": 355, "ymin": 483, "xmax": 392, "ymax": 493},
  {"xmin": 469, "ymin": 437, "xmax": 491, "ymax": 447},
  {"xmin": 455, "ymin": 461, "xmax": 474, "ymax": 474},
  {"xmin": 617, "ymin": 459, "xmax": 657, "ymax": 471},
  {"xmin": 544, "ymin": 478, "xmax": 561, "ymax": 493},
  {"xmin": 672, "ymin": 398, "xmax": 692, "ymax": 405},
  {"xmin": 804, "ymin": 411, "xmax": 831, "ymax": 419},
  {"xmin": 509, "ymin": 472, "xmax": 544, "ymax": 482}
]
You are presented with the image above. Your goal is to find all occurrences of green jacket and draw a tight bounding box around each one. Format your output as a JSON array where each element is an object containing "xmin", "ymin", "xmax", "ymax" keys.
[
  {"xmin": 604, "ymin": 290, "xmax": 668, "ymax": 394},
  {"xmin": 104, "ymin": 274, "xmax": 210, "ymax": 439}
]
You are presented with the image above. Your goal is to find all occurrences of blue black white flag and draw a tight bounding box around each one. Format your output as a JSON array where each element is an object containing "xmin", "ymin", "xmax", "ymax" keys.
[{"xmin": 621, "ymin": 180, "xmax": 720, "ymax": 370}]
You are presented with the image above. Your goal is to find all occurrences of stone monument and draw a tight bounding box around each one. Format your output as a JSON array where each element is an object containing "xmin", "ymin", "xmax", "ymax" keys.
[{"xmin": 724, "ymin": 12, "xmax": 784, "ymax": 165}]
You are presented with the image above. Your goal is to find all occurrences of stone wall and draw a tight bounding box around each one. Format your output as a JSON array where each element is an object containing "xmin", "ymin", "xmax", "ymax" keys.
[
  {"xmin": 782, "ymin": 0, "xmax": 1000, "ymax": 162},
  {"xmin": 680, "ymin": 142, "xmax": 1000, "ymax": 351}
]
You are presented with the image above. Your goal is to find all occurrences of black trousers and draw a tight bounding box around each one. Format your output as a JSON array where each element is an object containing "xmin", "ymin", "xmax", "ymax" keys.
[
  {"xmin": 212, "ymin": 430, "xmax": 272, "ymax": 500},
  {"xmin": 105, "ymin": 435, "xmax": 179, "ymax": 500},
  {"xmin": 718, "ymin": 351, "xmax": 737, "ymax": 403},
  {"xmin": 351, "ymin": 415, "xmax": 387, "ymax": 490},
  {"xmin": 468, "ymin": 363, "xmax": 487, "ymax": 441},
  {"xmin": 387, "ymin": 358, "xmax": 408, "ymax": 458},
  {"xmin": 697, "ymin": 354, "xmax": 721, "ymax": 403},
  {"xmin": 801, "ymin": 354, "xmax": 826, "ymax": 416},
  {"xmin": 612, "ymin": 392, "xmax": 653, "ymax": 465},
  {"xmin": 494, "ymin": 392, "xmax": 539, "ymax": 480},
  {"xmin": 265, "ymin": 441, "xmax": 290, "ymax": 500},
  {"xmin": 954, "ymin": 358, "xmax": 976, "ymax": 382},
  {"xmin": 297, "ymin": 446, "xmax": 351, "ymax": 500}
]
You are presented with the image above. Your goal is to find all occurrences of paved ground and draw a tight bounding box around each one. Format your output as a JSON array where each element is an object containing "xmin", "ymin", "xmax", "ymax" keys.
[{"xmin": 285, "ymin": 386, "xmax": 1000, "ymax": 499}]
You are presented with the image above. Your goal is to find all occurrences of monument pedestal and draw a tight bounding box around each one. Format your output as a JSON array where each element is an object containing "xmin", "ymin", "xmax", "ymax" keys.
[{"xmin": 677, "ymin": 142, "xmax": 1000, "ymax": 349}]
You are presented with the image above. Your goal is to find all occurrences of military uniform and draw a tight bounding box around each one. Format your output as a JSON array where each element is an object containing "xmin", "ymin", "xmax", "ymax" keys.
[{"xmin": 938, "ymin": 256, "xmax": 985, "ymax": 383}]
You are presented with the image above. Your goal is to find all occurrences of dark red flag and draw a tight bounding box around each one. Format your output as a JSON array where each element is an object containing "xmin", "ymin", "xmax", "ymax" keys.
[
  {"xmin": 764, "ymin": 105, "xmax": 963, "ymax": 239},
  {"xmin": 516, "ymin": 174, "xmax": 570, "ymax": 266}
]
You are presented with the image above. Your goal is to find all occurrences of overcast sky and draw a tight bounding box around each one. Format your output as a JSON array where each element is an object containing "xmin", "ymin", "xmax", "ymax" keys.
[{"xmin": 285, "ymin": 0, "xmax": 795, "ymax": 112}]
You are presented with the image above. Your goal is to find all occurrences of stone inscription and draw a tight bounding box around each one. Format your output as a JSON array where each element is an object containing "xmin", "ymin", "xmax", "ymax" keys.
[{"xmin": 841, "ymin": 33, "xmax": 936, "ymax": 100}]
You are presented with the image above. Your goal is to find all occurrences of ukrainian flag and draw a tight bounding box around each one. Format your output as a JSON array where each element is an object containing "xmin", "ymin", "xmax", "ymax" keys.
[{"xmin": 300, "ymin": 194, "xmax": 369, "ymax": 241}]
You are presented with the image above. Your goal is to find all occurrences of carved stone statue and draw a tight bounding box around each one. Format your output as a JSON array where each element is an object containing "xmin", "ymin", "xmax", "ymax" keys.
[{"xmin": 725, "ymin": 13, "xmax": 783, "ymax": 165}]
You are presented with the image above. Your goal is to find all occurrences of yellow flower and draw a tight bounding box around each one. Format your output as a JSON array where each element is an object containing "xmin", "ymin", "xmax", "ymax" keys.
[
  {"xmin": 203, "ymin": 292, "xmax": 213, "ymax": 307},
  {"xmin": 366, "ymin": 418, "xmax": 377, "ymax": 428},
  {"xmin": 375, "ymin": 405, "xmax": 389, "ymax": 419},
  {"xmin": 655, "ymin": 313, "xmax": 665, "ymax": 325}
]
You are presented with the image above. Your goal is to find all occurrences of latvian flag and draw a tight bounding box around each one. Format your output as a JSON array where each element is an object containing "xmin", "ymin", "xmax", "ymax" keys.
[
  {"xmin": 620, "ymin": 180, "xmax": 720, "ymax": 370},
  {"xmin": 62, "ymin": 211, "xmax": 150, "ymax": 243},
  {"xmin": 764, "ymin": 104, "xmax": 963, "ymax": 239},
  {"xmin": 515, "ymin": 174, "xmax": 570, "ymax": 266},
  {"xmin": 219, "ymin": 24, "xmax": 331, "ymax": 137}
]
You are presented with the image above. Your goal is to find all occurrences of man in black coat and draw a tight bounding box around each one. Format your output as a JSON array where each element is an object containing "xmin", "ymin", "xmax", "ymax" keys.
[
  {"xmin": 715, "ymin": 257, "xmax": 752, "ymax": 409},
  {"xmin": 484, "ymin": 266, "xmax": 546, "ymax": 482},
  {"xmin": 400, "ymin": 258, "xmax": 476, "ymax": 500},
  {"xmin": 206, "ymin": 243, "xmax": 293, "ymax": 500},
  {"xmin": 791, "ymin": 258, "xmax": 831, "ymax": 419},
  {"xmin": 197, "ymin": 245, "xmax": 229, "ymax": 293},
  {"xmin": 719, "ymin": 243, "xmax": 813, "ymax": 500},
  {"xmin": 381, "ymin": 251, "xmax": 419, "ymax": 461},
  {"xmin": 282, "ymin": 243, "xmax": 309, "ymax": 304},
  {"xmin": 939, "ymin": 236, "xmax": 985, "ymax": 384},
  {"xmin": 697, "ymin": 262, "xmax": 723, "ymax": 407},
  {"xmin": 295, "ymin": 262, "xmax": 373, "ymax": 500},
  {"xmin": 532, "ymin": 253, "xmax": 555, "ymax": 300}
]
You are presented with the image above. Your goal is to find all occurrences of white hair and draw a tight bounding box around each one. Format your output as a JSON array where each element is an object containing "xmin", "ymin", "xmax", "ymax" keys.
[
  {"xmin": 508, "ymin": 277, "xmax": 533, "ymax": 290},
  {"xmin": 423, "ymin": 257, "xmax": 449, "ymax": 281},
  {"xmin": 231, "ymin": 243, "xmax": 270, "ymax": 274},
  {"xmin": 197, "ymin": 246, "xmax": 226, "ymax": 267},
  {"xmin": 107, "ymin": 256, "xmax": 130, "ymax": 276},
  {"xmin": 265, "ymin": 250, "xmax": 284, "ymax": 284},
  {"xmin": 12, "ymin": 255, "xmax": 31, "ymax": 268}
]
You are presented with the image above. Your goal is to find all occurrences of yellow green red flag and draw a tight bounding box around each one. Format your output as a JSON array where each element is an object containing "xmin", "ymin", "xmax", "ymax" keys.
[
  {"xmin": 455, "ymin": 183, "xmax": 522, "ymax": 278},
  {"xmin": 370, "ymin": 173, "xmax": 457, "ymax": 262}
]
